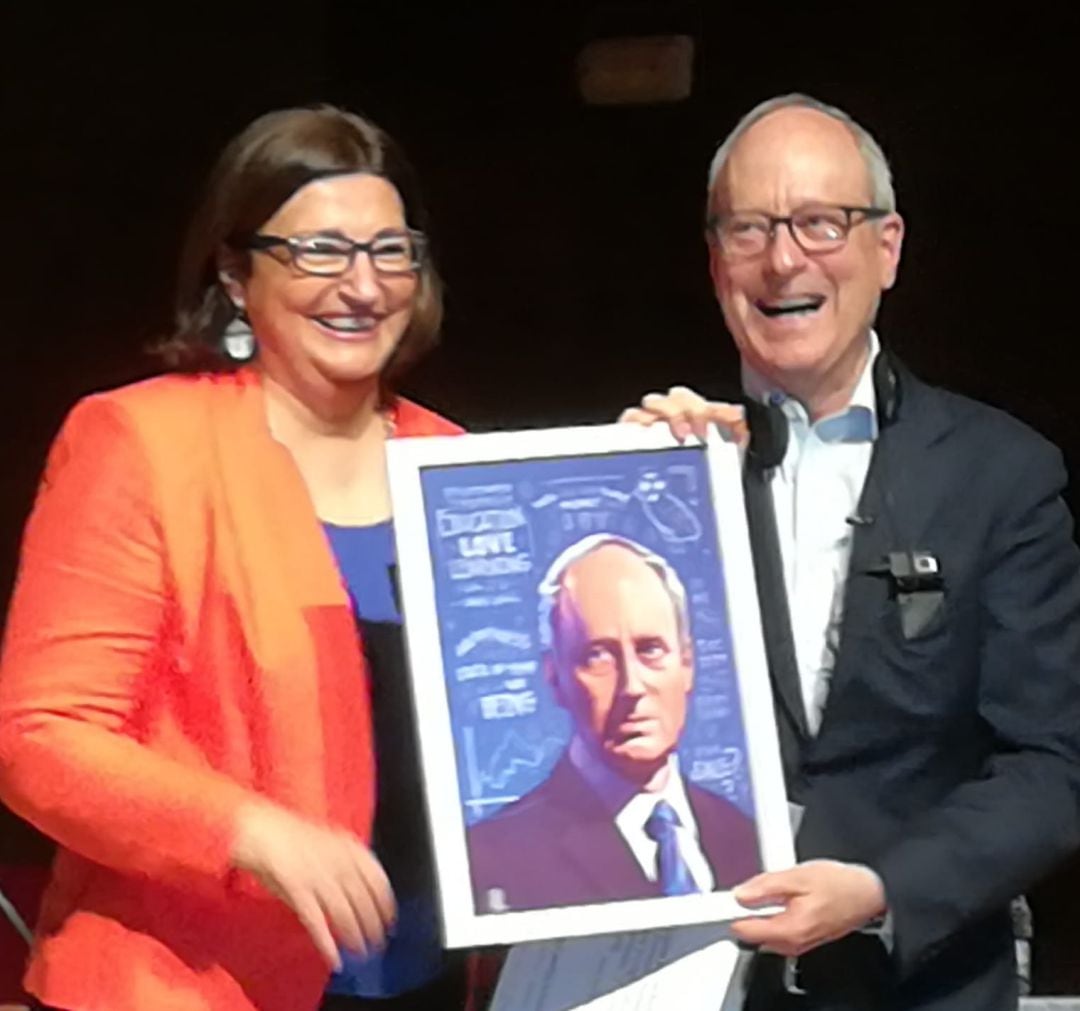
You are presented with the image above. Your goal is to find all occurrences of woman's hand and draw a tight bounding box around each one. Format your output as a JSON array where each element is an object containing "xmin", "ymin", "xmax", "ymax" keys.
[
  {"xmin": 618, "ymin": 385, "xmax": 748, "ymax": 445},
  {"xmin": 231, "ymin": 801, "xmax": 395, "ymax": 969}
]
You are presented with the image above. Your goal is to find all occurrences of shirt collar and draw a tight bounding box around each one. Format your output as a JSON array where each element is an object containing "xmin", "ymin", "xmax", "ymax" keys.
[
  {"xmin": 615, "ymin": 759, "xmax": 700, "ymax": 846},
  {"xmin": 569, "ymin": 737, "xmax": 690, "ymax": 820},
  {"xmin": 742, "ymin": 331, "xmax": 880, "ymax": 444}
]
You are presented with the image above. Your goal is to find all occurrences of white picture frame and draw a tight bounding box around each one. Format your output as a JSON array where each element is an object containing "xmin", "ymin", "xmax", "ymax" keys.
[{"xmin": 387, "ymin": 422, "xmax": 793, "ymax": 948}]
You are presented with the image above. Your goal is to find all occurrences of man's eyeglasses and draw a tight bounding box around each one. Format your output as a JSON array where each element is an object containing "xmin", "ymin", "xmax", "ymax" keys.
[
  {"xmin": 247, "ymin": 229, "xmax": 426, "ymax": 277},
  {"xmin": 706, "ymin": 205, "xmax": 890, "ymax": 258}
]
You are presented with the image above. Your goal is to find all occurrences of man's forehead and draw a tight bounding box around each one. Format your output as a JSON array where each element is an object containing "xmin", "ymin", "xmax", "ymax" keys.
[
  {"xmin": 715, "ymin": 106, "xmax": 871, "ymax": 210},
  {"xmin": 561, "ymin": 544, "xmax": 669, "ymax": 622},
  {"xmin": 562, "ymin": 545, "xmax": 658, "ymax": 596},
  {"xmin": 556, "ymin": 548, "xmax": 679, "ymax": 639}
]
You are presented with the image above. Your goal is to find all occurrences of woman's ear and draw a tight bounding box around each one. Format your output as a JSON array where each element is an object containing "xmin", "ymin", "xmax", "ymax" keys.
[{"xmin": 216, "ymin": 247, "xmax": 247, "ymax": 310}]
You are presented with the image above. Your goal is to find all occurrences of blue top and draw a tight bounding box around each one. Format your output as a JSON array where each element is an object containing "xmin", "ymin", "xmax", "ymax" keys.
[
  {"xmin": 321, "ymin": 520, "xmax": 447, "ymax": 998},
  {"xmin": 325, "ymin": 521, "xmax": 402, "ymax": 625}
]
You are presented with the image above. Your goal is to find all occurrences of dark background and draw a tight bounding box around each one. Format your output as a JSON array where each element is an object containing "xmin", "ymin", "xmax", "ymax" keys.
[{"xmin": 4, "ymin": 2, "xmax": 1077, "ymax": 992}]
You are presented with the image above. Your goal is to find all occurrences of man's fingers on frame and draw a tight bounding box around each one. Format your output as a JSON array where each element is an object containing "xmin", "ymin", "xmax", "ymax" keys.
[
  {"xmin": 733, "ymin": 913, "xmax": 818, "ymax": 956},
  {"xmin": 641, "ymin": 392, "xmax": 690, "ymax": 417},
  {"xmin": 618, "ymin": 407, "xmax": 659, "ymax": 425},
  {"xmin": 709, "ymin": 403, "xmax": 747, "ymax": 425},
  {"xmin": 666, "ymin": 385, "xmax": 709, "ymax": 407},
  {"xmin": 730, "ymin": 917, "xmax": 777, "ymax": 948}
]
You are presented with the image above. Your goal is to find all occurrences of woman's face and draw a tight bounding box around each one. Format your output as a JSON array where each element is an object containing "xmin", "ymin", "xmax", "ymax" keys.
[{"xmin": 232, "ymin": 172, "xmax": 419, "ymax": 402}]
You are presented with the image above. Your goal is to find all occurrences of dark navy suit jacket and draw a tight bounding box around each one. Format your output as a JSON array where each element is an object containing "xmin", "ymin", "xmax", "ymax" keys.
[
  {"xmin": 743, "ymin": 362, "xmax": 1080, "ymax": 1010},
  {"xmin": 467, "ymin": 755, "xmax": 761, "ymax": 913}
]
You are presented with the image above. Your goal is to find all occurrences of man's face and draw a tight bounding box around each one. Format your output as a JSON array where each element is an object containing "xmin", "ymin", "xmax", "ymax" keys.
[
  {"xmin": 548, "ymin": 545, "xmax": 693, "ymax": 785},
  {"xmin": 708, "ymin": 107, "xmax": 904, "ymax": 407}
]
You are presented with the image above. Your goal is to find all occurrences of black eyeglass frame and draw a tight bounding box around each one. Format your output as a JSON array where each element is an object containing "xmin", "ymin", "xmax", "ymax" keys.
[
  {"xmin": 705, "ymin": 205, "xmax": 891, "ymax": 255},
  {"xmin": 245, "ymin": 228, "xmax": 427, "ymax": 276}
]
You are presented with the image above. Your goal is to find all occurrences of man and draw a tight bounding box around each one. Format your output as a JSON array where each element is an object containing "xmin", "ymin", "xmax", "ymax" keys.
[
  {"xmin": 623, "ymin": 94, "xmax": 1080, "ymax": 1009},
  {"xmin": 467, "ymin": 534, "xmax": 761, "ymax": 913}
]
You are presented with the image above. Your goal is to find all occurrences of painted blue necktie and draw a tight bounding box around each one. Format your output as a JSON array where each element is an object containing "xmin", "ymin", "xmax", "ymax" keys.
[{"xmin": 644, "ymin": 799, "xmax": 700, "ymax": 896}]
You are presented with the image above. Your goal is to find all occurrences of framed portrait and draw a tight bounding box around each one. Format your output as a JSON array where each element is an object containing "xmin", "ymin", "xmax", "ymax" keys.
[{"xmin": 387, "ymin": 423, "xmax": 793, "ymax": 947}]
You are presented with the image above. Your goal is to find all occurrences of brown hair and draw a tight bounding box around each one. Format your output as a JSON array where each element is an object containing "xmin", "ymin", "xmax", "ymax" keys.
[{"xmin": 154, "ymin": 105, "xmax": 443, "ymax": 405}]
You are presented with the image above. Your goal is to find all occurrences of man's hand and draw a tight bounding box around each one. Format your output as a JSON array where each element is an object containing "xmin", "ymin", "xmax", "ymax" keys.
[
  {"xmin": 618, "ymin": 385, "xmax": 748, "ymax": 445},
  {"xmin": 731, "ymin": 860, "xmax": 887, "ymax": 958},
  {"xmin": 231, "ymin": 801, "xmax": 396, "ymax": 970}
]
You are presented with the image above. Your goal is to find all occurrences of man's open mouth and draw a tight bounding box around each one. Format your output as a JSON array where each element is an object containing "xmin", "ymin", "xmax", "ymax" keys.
[{"xmin": 755, "ymin": 295, "xmax": 826, "ymax": 318}]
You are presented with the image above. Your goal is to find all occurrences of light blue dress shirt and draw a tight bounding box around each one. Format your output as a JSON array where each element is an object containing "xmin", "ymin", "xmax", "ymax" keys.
[{"xmin": 743, "ymin": 332, "xmax": 880, "ymax": 734}]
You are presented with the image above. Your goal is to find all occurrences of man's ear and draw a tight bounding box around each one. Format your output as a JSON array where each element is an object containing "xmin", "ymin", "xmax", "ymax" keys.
[
  {"xmin": 681, "ymin": 641, "xmax": 694, "ymax": 693},
  {"xmin": 877, "ymin": 212, "xmax": 905, "ymax": 291},
  {"xmin": 705, "ymin": 185, "xmax": 728, "ymax": 301}
]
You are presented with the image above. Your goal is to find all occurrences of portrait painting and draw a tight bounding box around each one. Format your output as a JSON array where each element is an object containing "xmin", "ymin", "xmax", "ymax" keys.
[{"xmin": 387, "ymin": 423, "xmax": 793, "ymax": 947}]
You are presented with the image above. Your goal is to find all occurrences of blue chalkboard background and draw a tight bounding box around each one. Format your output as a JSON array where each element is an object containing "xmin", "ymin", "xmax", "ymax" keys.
[{"xmin": 417, "ymin": 445, "xmax": 755, "ymax": 827}]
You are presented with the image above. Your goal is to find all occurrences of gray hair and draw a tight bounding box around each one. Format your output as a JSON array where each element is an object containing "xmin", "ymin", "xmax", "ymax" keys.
[
  {"xmin": 706, "ymin": 93, "xmax": 896, "ymax": 212},
  {"xmin": 537, "ymin": 534, "xmax": 691, "ymax": 657}
]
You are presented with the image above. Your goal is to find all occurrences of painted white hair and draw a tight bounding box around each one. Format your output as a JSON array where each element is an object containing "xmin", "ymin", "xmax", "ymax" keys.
[
  {"xmin": 537, "ymin": 534, "xmax": 691, "ymax": 657},
  {"xmin": 706, "ymin": 93, "xmax": 896, "ymax": 212}
]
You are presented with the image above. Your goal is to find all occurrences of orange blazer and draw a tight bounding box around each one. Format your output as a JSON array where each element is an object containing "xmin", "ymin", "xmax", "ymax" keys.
[{"xmin": 0, "ymin": 368, "xmax": 463, "ymax": 1011}]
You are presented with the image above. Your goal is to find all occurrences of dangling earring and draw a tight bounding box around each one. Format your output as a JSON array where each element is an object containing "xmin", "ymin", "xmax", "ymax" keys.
[{"xmin": 222, "ymin": 309, "xmax": 256, "ymax": 362}]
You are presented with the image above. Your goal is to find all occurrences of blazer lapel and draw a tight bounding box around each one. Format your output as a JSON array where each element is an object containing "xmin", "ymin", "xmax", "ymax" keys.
[
  {"xmin": 204, "ymin": 369, "xmax": 373, "ymax": 826},
  {"xmin": 815, "ymin": 371, "xmax": 955, "ymax": 739}
]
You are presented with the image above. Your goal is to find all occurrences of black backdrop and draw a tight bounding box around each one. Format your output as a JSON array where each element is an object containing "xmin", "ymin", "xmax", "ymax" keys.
[{"xmin": 4, "ymin": 2, "xmax": 1077, "ymax": 992}]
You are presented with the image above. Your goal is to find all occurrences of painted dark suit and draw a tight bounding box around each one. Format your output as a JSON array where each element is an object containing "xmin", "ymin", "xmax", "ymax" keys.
[{"xmin": 468, "ymin": 755, "xmax": 761, "ymax": 912}]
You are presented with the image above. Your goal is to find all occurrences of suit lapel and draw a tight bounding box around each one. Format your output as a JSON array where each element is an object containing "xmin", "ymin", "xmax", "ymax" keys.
[
  {"xmin": 815, "ymin": 371, "xmax": 955, "ymax": 738},
  {"xmin": 545, "ymin": 760, "xmax": 658, "ymax": 901}
]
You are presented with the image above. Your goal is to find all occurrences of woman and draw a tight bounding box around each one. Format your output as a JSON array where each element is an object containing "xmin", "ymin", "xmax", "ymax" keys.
[{"xmin": 0, "ymin": 105, "xmax": 487, "ymax": 1011}]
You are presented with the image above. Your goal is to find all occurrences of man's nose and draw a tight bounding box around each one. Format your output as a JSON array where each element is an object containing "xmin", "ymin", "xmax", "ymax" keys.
[
  {"xmin": 619, "ymin": 652, "xmax": 650, "ymax": 696},
  {"xmin": 765, "ymin": 219, "xmax": 809, "ymax": 278}
]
